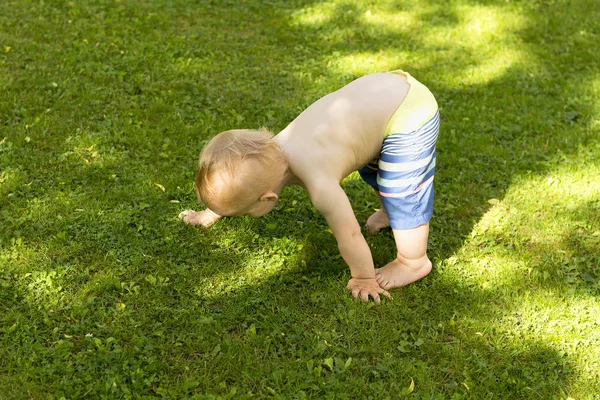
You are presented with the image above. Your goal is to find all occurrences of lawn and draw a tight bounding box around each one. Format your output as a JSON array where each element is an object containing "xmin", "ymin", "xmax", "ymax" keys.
[{"xmin": 1, "ymin": 0, "xmax": 599, "ymax": 398}]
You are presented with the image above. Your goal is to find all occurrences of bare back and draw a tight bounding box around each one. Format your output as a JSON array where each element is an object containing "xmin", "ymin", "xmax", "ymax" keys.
[{"xmin": 274, "ymin": 72, "xmax": 410, "ymax": 187}]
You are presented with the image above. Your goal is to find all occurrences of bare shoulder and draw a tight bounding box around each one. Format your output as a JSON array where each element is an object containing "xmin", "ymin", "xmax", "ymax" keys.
[
  {"xmin": 302, "ymin": 174, "xmax": 344, "ymax": 213},
  {"xmin": 281, "ymin": 137, "xmax": 347, "ymax": 184}
]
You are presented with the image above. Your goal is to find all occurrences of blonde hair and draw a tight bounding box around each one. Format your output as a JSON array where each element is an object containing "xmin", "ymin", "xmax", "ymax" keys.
[{"xmin": 195, "ymin": 129, "xmax": 285, "ymax": 215}]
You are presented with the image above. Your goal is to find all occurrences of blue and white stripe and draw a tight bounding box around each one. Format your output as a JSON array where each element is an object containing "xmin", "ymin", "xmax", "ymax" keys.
[
  {"xmin": 380, "ymin": 110, "xmax": 440, "ymax": 157},
  {"xmin": 376, "ymin": 111, "xmax": 439, "ymax": 197}
]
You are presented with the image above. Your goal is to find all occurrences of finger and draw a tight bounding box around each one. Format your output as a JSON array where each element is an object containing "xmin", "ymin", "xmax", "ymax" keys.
[
  {"xmin": 200, "ymin": 217, "xmax": 215, "ymax": 227},
  {"xmin": 183, "ymin": 215, "xmax": 198, "ymax": 225},
  {"xmin": 351, "ymin": 286, "xmax": 361, "ymax": 300},
  {"xmin": 360, "ymin": 290, "xmax": 369, "ymax": 302},
  {"xmin": 381, "ymin": 289, "xmax": 392, "ymax": 300},
  {"xmin": 178, "ymin": 210, "xmax": 191, "ymax": 219},
  {"xmin": 372, "ymin": 293, "xmax": 381, "ymax": 305}
]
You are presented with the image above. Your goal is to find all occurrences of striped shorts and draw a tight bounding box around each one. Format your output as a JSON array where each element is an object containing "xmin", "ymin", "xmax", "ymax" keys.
[{"xmin": 358, "ymin": 110, "xmax": 440, "ymax": 230}]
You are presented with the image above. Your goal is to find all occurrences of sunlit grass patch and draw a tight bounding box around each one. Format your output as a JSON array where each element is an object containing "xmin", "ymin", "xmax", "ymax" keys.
[
  {"xmin": 0, "ymin": 166, "xmax": 26, "ymax": 197},
  {"xmin": 290, "ymin": 2, "xmax": 339, "ymax": 27},
  {"xmin": 442, "ymin": 159, "xmax": 600, "ymax": 395},
  {"xmin": 292, "ymin": 0, "xmax": 531, "ymax": 84},
  {"xmin": 0, "ymin": 238, "xmax": 74, "ymax": 310},
  {"xmin": 467, "ymin": 160, "xmax": 600, "ymax": 287},
  {"xmin": 590, "ymin": 74, "xmax": 600, "ymax": 118},
  {"xmin": 499, "ymin": 293, "xmax": 600, "ymax": 393},
  {"xmin": 326, "ymin": 51, "xmax": 412, "ymax": 76},
  {"xmin": 195, "ymin": 235, "xmax": 307, "ymax": 298},
  {"xmin": 363, "ymin": 7, "xmax": 415, "ymax": 31},
  {"xmin": 423, "ymin": 4, "xmax": 529, "ymax": 84}
]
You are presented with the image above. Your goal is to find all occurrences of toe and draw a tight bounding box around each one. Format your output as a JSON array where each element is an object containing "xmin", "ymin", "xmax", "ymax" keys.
[{"xmin": 380, "ymin": 279, "xmax": 392, "ymax": 290}]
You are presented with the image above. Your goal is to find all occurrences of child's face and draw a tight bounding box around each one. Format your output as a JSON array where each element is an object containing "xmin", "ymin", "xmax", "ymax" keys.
[
  {"xmin": 208, "ymin": 170, "xmax": 278, "ymax": 218},
  {"xmin": 232, "ymin": 160, "xmax": 280, "ymax": 217}
]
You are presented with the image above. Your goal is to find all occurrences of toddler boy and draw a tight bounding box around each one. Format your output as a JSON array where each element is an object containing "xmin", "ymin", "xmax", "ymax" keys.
[{"xmin": 180, "ymin": 70, "xmax": 439, "ymax": 304}]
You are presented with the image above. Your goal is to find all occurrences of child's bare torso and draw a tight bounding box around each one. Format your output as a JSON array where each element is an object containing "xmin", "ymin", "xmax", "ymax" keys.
[{"xmin": 275, "ymin": 72, "xmax": 410, "ymax": 187}]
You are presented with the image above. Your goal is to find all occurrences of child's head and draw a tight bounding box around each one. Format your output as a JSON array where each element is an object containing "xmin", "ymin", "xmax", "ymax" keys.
[{"xmin": 195, "ymin": 129, "xmax": 286, "ymax": 217}]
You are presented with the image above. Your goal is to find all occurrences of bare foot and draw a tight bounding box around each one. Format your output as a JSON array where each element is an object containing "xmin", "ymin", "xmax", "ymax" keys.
[
  {"xmin": 375, "ymin": 258, "xmax": 432, "ymax": 290},
  {"xmin": 178, "ymin": 209, "xmax": 221, "ymax": 227},
  {"xmin": 366, "ymin": 209, "xmax": 390, "ymax": 233}
]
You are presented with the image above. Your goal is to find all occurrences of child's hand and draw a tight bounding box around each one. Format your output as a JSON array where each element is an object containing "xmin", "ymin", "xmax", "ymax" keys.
[
  {"xmin": 347, "ymin": 277, "xmax": 392, "ymax": 304},
  {"xmin": 178, "ymin": 209, "xmax": 221, "ymax": 227}
]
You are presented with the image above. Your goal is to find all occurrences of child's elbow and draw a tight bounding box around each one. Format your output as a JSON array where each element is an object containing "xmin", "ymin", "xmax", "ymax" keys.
[
  {"xmin": 342, "ymin": 227, "xmax": 363, "ymax": 242},
  {"xmin": 350, "ymin": 228, "xmax": 362, "ymax": 239}
]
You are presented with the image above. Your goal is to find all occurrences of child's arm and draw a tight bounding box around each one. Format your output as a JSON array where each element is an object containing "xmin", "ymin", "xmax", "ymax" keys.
[
  {"xmin": 179, "ymin": 208, "xmax": 222, "ymax": 227},
  {"xmin": 310, "ymin": 182, "xmax": 391, "ymax": 303}
]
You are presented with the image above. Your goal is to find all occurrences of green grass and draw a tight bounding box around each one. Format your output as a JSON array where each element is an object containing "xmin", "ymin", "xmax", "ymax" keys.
[{"xmin": 1, "ymin": 0, "xmax": 599, "ymax": 398}]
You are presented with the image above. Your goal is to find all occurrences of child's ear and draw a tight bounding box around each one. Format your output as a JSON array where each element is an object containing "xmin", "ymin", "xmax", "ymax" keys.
[{"xmin": 259, "ymin": 191, "xmax": 279, "ymax": 202}]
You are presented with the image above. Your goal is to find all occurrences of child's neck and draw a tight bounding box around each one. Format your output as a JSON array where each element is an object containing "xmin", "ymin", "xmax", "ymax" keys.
[
  {"xmin": 273, "ymin": 139, "xmax": 303, "ymax": 189},
  {"xmin": 281, "ymin": 168, "xmax": 302, "ymax": 189}
]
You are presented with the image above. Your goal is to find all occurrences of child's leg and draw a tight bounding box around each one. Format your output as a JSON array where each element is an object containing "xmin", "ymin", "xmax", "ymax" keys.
[
  {"xmin": 375, "ymin": 223, "xmax": 432, "ymax": 289},
  {"xmin": 366, "ymin": 192, "xmax": 390, "ymax": 233},
  {"xmin": 373, "ymin": 110, "xmax": 439, "ymax": 288},
  {"xmin": 358, "ymin": 163, "xmax": 391, "ymax": 233}
]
